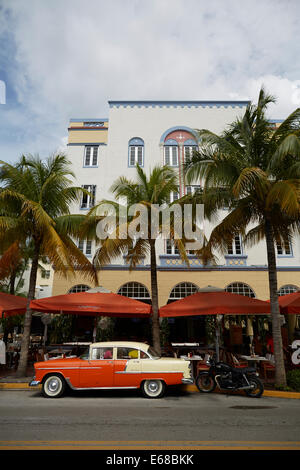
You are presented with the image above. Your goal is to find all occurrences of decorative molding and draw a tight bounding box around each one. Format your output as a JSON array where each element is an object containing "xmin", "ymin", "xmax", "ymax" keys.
[
  {"xmin": 109, "ymin": 100, "xmax": 250, "ymax": 109},
  {"xmin": 160, "ymin": 126, "xmax": 199, "ymax": 144},
  {"xmin": 67, "ymin": 143, "xmax": 107, "ymax": 146},
  {"xmin": 70, "ymin": 118, "xmax": 108, "ymax": 122},
  {"xmin": 225, "ymin": 255, "xmax": 248, "ymax": 267}
]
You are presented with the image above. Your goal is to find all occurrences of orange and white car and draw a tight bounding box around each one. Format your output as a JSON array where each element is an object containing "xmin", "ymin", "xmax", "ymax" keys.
[{"xmin": 29, "ymin": 341, "xmax": 193, "ymax": 398}]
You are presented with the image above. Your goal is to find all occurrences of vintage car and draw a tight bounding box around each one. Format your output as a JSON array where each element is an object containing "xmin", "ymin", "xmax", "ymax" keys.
[{"xmin": 29, "ymin": 341, "xmax": 193, "ymax": 399}]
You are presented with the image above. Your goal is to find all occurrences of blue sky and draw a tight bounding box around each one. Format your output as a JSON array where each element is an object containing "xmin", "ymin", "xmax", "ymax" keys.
[{"xmin": 1, "ymin": 0, "xmax": 300, "ymax": 162}]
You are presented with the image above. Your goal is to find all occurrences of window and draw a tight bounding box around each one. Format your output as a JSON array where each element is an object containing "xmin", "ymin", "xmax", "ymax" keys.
[
  {"xmin": 166, "ymin": 239, "xmax": 179, "ymax": 255},
  {"xmin": 225, "ymin": 282, "xmax": 255, "ymax": 298},
  {"xmin": 84, "ymin": 146, "xmax": 98, "ymax": 167},
  {"xmin": 278, "ymin": 285, "xmax": 299, "ymax": 296},
  {"xmin": 78, "ymin": 240, "xmax": 92, "ymax": 256},
  {"xmin": 41, "ymin": 269, "xmax": 51, "ymax": 279},
  {"xmin": 68, "ymin": 284, "xmax": 91, "ymax": 293},
  {"xmin": 166, "ymin": 187, "xmax": 180, "ymax": 204},
  {"xmin": 118, "ymin": 282, "xmax": 150, "ymax": 301},
  {"xmin": 184, "ymin": 145, "xmax": 197, "ymax": 162},
  {"xmin": 276, "ymin": 239, "xmax": 292, "ymax": 256},
  {"xmin": 81, "ymin": 185, "xmax": 96, "ymax": 209},
  {"xmin": 227, "ymin": 235, "xmax": 243, "ymax": 255},
  {"xmin": 83, "ymin": 121, "xmax": 105, "ymax": 127},
  {"xmin": 129, "ymin": 138, "xmax": 144, "ymax": 167},
  {"xmin": 164, "ymin": 145, "xmax": 178, "ymax": 166},
  {"xmin": 117, "ymin": 347, "xmax": 139, "ymax": 359},
  {"xmin": 185, "ymin": 185, "xmax": 201, "ymax": 196},
  {"xmin": 91, "ymin": 347, "xmax": 113, "ymax": 360},
  {"xmin": 169, "ymin": 282, "xmax": 199, "ymax": 301}
]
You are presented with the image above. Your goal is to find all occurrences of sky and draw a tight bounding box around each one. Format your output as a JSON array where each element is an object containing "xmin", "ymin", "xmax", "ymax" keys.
[{"xmin": 0, "ymin": 0, "xmax": 300, "ymax": 162}]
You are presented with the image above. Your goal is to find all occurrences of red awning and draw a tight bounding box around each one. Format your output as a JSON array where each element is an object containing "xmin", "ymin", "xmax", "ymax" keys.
[
  {"xmin": 278, "ymin": 291, "xmax": 300, "ymax": 314},
  {"xmin": 30, "ymin": 292, "xmax": 151, "ymax": 317},
  {"xmin": 159, "ymin": 291, "xmax": 271, "ymax": 317},
  {"xmin": 0, "ymin": 292, "xmax": 27, "ymax": 318}
]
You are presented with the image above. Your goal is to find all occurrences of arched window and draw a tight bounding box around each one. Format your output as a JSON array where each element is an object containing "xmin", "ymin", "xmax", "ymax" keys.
[
  {"xmin": 278, "ymin": 284, "xmax": 299, "ymax": 296},
  {"xmin": 68, "ymin": 284, "xmax": 91, "ymax": 294},
  {"xmin": 118, "ymin": 282, "xmax": 151, "ymax": 303},
  {"xmin": 128, "ymin": 138, "xmax": 144, "ymax": 167},
  {"xmin": 225, "ymin": 282, "xmax": 255, "ymax": 298},
  {"xmin": 168, "ymin": 282, "xmax": 199, "ymax": 302}
]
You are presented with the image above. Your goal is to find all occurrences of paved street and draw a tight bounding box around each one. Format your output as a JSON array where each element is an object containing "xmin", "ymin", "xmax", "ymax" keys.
[{"xmin": 0, "ymin": 387, "xmax": 300, "ymax": 449}]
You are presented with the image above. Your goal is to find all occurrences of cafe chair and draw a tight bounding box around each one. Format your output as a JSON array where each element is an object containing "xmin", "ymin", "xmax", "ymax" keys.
[{"xmin": 261, "ymin": 361, "xmax": 275, "ymax": 381}]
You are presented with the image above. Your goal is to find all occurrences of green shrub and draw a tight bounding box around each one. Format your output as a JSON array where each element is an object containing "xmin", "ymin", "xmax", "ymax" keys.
[{"xmin": 286, "ymin": 369, "xmax": 300, "ymax": 392}]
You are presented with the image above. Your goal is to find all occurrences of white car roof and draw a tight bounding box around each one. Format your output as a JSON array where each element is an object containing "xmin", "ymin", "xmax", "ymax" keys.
[{"xmin": 90, "ymin": 341, "xmax": 150, "ymax": 352}]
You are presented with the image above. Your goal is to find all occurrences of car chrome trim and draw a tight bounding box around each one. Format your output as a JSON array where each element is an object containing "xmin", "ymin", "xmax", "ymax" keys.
[
  {"xmin": 181, "ymin": 378, "xmax": 194, "ymax": 384},
  {"xmin": 29, "ymin": 380, "xmax": 41, "ymax": 387},
  {"xmin": 115, "ymin": 371, "xmax": 184, "ymax": 374},
  {"xmin": 65, "ymin": 378, "xmax": 138, "ymax": 391}
]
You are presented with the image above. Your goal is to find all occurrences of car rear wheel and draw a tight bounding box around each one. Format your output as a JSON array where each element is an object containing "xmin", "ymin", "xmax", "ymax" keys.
[
  {"xmin": 42, "ymin": 374, "xmax": 65, "ymax": 398},
  {"xmin": 141, "ymin": 379, "xmax": 165, "ymax": 398}
]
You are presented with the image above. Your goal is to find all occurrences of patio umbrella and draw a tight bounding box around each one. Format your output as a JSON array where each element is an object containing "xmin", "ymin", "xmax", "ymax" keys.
[
  {"xmin": 0, "ymin": 292, "xmax": 27, "ymax": 318},
  {"xmin": 159, "ymin": 291, "xmax": 271, "ymax": 317},
  {"xmin": 30, "ymin": 291, "xmax": 151, "ymax": 318},
  {"xmin": 159, "ymin": 290, "xmax": 270, "ymax": 361},
  {"xmin": 278, "ymin": 291, "xmax": 300, "ymax": 314}
]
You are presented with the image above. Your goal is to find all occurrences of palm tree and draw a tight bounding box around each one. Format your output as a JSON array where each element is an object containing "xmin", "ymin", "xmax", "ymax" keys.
[
  {"xmin": 185, "ymin": 88, "xmax": 300, "ymax": 386},
  {"xmin": 83, "ymin": 164, "xmax": 192, "ymax": 353},
  {"xmin": 0, "ymin": 154, "xmax": 96, "ymax": 376}
]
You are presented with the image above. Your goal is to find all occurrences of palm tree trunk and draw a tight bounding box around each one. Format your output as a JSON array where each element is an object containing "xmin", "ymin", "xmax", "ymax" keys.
[
  {"xmin": 9, "ymin": 270, "xmax": 17, "ymax": 295},
  {"xmin": 149, "ymin": 239, "xmax": 161, "ymax": 354},
  {"xmin": 264, "ymin": 218, "xmax": 287, "ymax": 386},
  {"xmin": 16, "ymin": 242, "xmax": 40, "ymax": 377}
]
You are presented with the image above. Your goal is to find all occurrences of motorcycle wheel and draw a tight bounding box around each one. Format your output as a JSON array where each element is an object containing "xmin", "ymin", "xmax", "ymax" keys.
[
  {"xmin": 195, "ymin": 373, "xmax": 216, "ymax": 393},
  {"xmin": 244, "ymin": 376, "xmax": 264, "ymax": 398}
]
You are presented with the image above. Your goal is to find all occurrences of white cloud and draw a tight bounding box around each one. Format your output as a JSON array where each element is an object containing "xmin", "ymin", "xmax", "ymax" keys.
[{"xmin": 1, "ymin": 0, "xmax": 300, "ymax": 161}]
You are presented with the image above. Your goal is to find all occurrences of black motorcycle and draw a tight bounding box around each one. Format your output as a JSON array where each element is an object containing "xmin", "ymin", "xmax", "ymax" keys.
[{"xmin": 195, "ymin": 357, "xmax": 264, "ymax": 398}]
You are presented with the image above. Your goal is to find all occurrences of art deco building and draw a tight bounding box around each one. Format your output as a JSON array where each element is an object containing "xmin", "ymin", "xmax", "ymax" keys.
[{"xmin": 50, "ymin": 102, "xmax": 300, "ymax": 340}]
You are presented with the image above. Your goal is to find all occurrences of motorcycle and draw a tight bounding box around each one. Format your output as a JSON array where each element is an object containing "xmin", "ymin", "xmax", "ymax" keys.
[{"xmin": 195, "ymin": 357, "xmax": 264, "ymax": 398}]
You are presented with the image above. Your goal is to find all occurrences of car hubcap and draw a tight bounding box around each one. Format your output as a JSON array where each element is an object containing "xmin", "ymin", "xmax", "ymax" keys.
[
  {"xmin": 148, "ymin": 381, "xmax": 159, "ymax": 393},
  {"xmin": 48, "ymin": 379, "xmax": 59, "ymax": 392}
]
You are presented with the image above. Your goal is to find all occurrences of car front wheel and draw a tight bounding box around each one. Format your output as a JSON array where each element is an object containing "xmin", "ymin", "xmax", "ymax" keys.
[
  {"xmin": 141, "ymin": 379, "xmax": 165, "ymax": 399},
  {"xmin": 42, "ymin": 374, "xmax": 65, "ymax": 398}
]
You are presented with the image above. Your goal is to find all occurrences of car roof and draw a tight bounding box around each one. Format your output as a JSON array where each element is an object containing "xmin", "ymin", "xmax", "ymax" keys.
[{"xmin": 91, "ymin": 341, "xmax": 150, "ymax": 351}]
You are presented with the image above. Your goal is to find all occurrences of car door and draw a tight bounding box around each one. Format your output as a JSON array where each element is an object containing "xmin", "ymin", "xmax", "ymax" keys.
[
  {"xmin": 114, "ymin": 347, "xmax": 141, "ymax": 387},
  {"xmin": 79, "ymin": 346, "xmax": 114, "ymax": 388}
]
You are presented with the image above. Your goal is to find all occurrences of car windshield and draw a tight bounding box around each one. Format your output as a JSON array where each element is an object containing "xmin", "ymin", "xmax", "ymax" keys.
[{"xmin": 147, "ymin": 347, "xmax": 161, "ymax": 359}]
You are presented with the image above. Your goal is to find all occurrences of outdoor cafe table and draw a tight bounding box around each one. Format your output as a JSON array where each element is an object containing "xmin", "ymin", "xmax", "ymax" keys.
[{"xmin": 241, "ymin": 355, "xmax": 268, "ymax": 370}]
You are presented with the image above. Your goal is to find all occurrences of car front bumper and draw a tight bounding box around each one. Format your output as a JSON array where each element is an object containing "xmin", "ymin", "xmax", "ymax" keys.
[{"xmin": 29, "ymin": 379, "xmax": 41, "ymax": 387}]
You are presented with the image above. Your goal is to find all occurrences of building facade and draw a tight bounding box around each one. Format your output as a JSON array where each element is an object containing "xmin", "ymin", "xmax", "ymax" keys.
[{"xmin": 51, "ymin": 102, "xmax": 300, "ymax": 316}]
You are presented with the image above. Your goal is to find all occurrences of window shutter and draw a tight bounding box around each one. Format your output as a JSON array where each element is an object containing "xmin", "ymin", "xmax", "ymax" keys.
[
  {"xmin": 164, "ymin": 147, "xmax": 170, "ymax": 165},
  {"xmin": 92, "ymin": 147, "xmax": 98, "ymax": 166},
  {"xmin": 171, "ymin": 147, "xmax": 178, "ymax": 166},
  {"xmin": 85, "ymin": 147, "xmax": 91, "ymax": 166},
  {"xmin": 90, "ymin": 185, "xmax": 96, "ymax": 207},
  {"xmin": 78, "ymin": 240, "xmax": 84, "ymax": 252},
  {"xmin": 129, "ymin": 147, "xmax": 136, "ymax": 166},
  {"xmin": 137, "ymin": 146, "xmax": 143, "ymax": 166},
  {"xmin": 86, "ymin": 240, "xmax": 92, "ymax": 255}
]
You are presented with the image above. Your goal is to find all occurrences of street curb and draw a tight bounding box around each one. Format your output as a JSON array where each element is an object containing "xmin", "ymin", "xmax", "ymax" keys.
[
  {"xmin": 1, "ymin": 382, "xmax": 300, "ymax": 398},
  {"xmin": 182, "ymin": 384, "xmax": 300, "ymax": 399}
]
